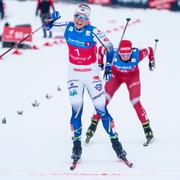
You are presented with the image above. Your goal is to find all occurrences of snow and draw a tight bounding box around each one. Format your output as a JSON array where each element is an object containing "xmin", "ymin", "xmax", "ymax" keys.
[{"xmin": 0, "ymin": 0, "xmax": 180, "ymax": 180}]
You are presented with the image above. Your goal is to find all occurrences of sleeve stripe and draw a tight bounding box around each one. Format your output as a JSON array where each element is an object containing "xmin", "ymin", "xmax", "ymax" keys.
[
  {"xmin": 53, "ymin": 24, "xmax": 66, "ymax": 27},
  {"xmin": 92, "ymin": 31, "xmax": 106, "ymax": 47}
]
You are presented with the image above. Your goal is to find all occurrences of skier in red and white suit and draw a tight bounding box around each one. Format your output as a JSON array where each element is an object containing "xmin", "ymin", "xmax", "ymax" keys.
[{"xmin": 86, "ymin": 40, "xmax": 155, "ymax": 145}]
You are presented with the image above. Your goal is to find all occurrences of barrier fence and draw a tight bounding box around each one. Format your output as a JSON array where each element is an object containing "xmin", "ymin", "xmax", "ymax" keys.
[
  {"xmin": 16, "ymin": 0, "xmax": 180, "ymax": 11},
  {"xmin": 58, "ymin": 0, "xmax": 180, "ymax": 11}
]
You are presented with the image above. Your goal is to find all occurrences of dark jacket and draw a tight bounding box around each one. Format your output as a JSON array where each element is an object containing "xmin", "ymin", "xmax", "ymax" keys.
[
  {"xmin": 36, "ymin": 0, "xmax": 55, "ymax": 15},
  {"xmin": 0, "ymin": 0, "xmax": 4, "ymax": 19}
]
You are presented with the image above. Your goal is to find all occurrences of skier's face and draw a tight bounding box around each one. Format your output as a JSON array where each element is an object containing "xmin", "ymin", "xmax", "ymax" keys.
[
  {"xmin": 119, "ymin": 52, "xmax": 132, "ymax": 61},
  {"xmin": 74, "ymin": 13, "xmax": 89, "ymax": 30}
]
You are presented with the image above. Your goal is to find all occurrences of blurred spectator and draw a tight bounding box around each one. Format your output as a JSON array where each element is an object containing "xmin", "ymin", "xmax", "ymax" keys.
[
  {"xmin": 0, "ymin": 22, "xmax": 8, "ymax": 43},
  {"xmin": 36, "ymin": 0, "xmax": 55, "ymax": 38},
  {"xmin": 0, "ymin": 0, "xmax": 4, "ymax": 19}
]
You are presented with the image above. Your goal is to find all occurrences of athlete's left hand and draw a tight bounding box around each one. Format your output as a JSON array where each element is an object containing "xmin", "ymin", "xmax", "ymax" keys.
[
  {"xmin": 149, "ymin": 60, "xmax": 155, "ymax": 71},
  {"xmin": 103, "ymin": 63, "xmax": 112, "ymax": 81},
  {"xmin": 98, "ymin": 63, "xmax": 104, "ymax": 70}
]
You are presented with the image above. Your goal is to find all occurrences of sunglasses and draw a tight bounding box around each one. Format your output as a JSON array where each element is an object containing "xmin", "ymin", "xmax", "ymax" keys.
[
  {"xmin": 74, "ymin": 14, "xmax": 89, "ymax": 21},
  {"xmin": 119, "ymin": 52, "xmax": 132, "ymax": 60}
]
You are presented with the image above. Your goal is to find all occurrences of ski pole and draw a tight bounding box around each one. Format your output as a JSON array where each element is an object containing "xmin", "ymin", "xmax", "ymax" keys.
[
  {"xmin": 117, "ymin": 18, "xmax": 131, "ymax": 52},
  {"xmin": 0, "ymin": 20, "xmax": 55, "ymax": 58},
  {"xmin": 119, "ymin": 18, "xmax": 131, "ymax": 46},
  {"xmin": 116, "ymin": 18, "xmax": 131, "ymax": 53}
]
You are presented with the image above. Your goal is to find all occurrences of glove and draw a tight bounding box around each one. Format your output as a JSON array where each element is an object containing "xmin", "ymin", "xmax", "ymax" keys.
[
  {"xmin": 50, "ymin": 11, "xmax": 61, "ymax": 21},
  {"xmin": 43, "ymin": 11, "xmax": 61, "ymax": 30},
  {"xmin": 98, "ymin": 63, "xmax": 104, "ymax": 70},
  {"xmin": 149, "ymin": 60, "xmax": 155, "ymax": 71},
  {"xmin": 103, "ymin": 63, "xmax": 112, "ymax": 81}
]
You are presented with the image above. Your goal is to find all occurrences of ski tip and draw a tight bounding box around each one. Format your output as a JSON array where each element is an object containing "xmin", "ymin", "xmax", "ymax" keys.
[
  {"xmin": 124, "ymin": 160, "xmax": 133, "ymax": 168},
  {"xmin": 84, "ymin": 142, "xmax": 89, "ymax": 147},
  {"xmin": 70, "ymin": 166, "xmax": 75, "ymax": 170},
  {"xmin": 70, "ymin": 159, "xmax": 79, "ymax": 170},
  {"xmin": 85, "ymin": 138, "xmax": 90, "ymax": 144},
  {"xmin": 70, "ymin": 163, "xmax": 77, "ymax": 170},
  {"xmin": 143, "ymin": 137, "xmax": 155, "ymax": 146},
  {"xmin": 85, "ymin": 141, "xmax": 89, "ymax": 144},
  {"xmin": 143, "ymin": 142, "xmax": 149, "ymax": 146},
  {"xmin": 128, "ymin": 162, "xmax": 133, "ymax": 168}
]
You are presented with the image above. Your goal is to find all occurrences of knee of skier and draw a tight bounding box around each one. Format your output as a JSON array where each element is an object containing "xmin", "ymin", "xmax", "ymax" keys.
[
  {"xmin": 130, "ymin": 97, "xmax": 140, "ymax": 106},
  {"xmin": 95, "ymin": 107, "xmax": 109, "ymax": 119}
]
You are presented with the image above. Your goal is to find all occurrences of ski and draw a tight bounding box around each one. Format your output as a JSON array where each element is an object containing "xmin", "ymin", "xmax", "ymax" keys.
[
  {"xmin": 143, "ymin": 137, "xmax": 154, "ymax": 146},
  {"xmin": 121, "ymin": 159, "xmax": 133, "ymax": 168},
  {"xmin": 70, "ymin": 159, "xmax": 79, "ymax": 170},
  {"xmin": 118, "ymin": 155, "xmax": 133, "ymax": 168},
  {"xmin": 85, "ymin": 136, "xmax": 90, "ymax": 144}
]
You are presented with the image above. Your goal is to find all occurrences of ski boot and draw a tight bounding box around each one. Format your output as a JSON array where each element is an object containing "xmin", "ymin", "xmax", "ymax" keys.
[
  {"xmin": 71, "ymin": 140, "xmax": 82, "ymax": 162},
  {"xmin": 43, "ymin": 30, "xmax": 47, "ymax": 38},
  {"xmin": 111, "ymin": 137, "xmax": 133, "ymax": 167},
  {"xmin": 49, "ymin": 31, "xmax": 52, "ymax": 38},
  {"xmin": 85, "ymin": 116, "xmax": 99, "ymax": 144},
  {"xmin": 111, "ymin": 137, "xmax": 127, "ymax": 160},
  {"xmin": 70, "ymin": 140, "xmax": 82, "ymax": 170},
  {"xmin": 143, "ymin": 120, "xmax": 154, "ymax": 146}
]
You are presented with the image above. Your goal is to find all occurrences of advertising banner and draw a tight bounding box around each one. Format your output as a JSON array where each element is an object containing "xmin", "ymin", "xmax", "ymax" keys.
[
  {"xmin": 2, "ymin": 26, "xmax": 32, "ymax": 42},
  {"xmin": 88, "ymin": 0, "xmax": 112, "ymax": 4},
  {"xmin": 113, "ymin": 0, "xmax": 180, "ymax": 10}
]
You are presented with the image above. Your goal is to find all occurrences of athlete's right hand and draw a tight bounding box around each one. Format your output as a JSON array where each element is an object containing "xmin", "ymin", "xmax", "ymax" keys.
[
  {"xmin": 50, "ymin": 11, "xmax": 61, "ymax": 21},
  {"xmin": 43, "ymin": 11, "xmax": 61, "ymax": 30}
]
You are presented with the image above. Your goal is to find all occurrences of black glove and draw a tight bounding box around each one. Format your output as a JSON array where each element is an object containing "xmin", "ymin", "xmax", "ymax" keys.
[
  {"xmin": 103, "ymin": 63, "xmax": 112, "ymax": 81},
  {"xmin": 98, "ymin": 63, "xmax": 104, "ymax": 70},
  {"xmin": 149, "ymin": 60, "xmax": 155, "ymax": 71}
]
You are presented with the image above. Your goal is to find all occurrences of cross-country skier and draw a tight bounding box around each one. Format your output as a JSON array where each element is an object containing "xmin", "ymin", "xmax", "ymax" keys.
[
  {"xmin": 43, "ymin": 3, "xmax": 132, "ymax": 168},
  {"xmin": 86, "ymin": 40, "xmax": 155, "ymax": 146}
]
